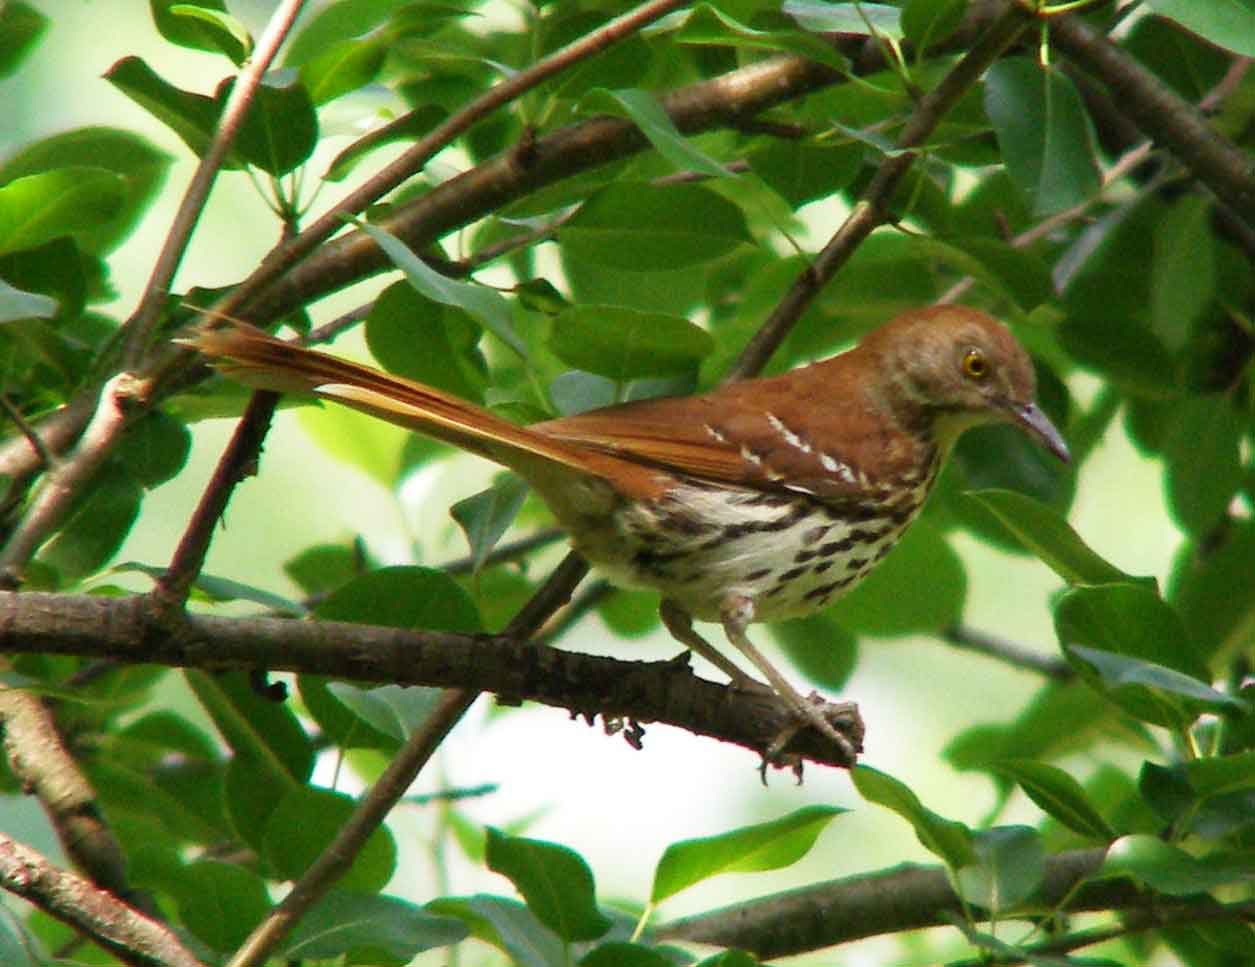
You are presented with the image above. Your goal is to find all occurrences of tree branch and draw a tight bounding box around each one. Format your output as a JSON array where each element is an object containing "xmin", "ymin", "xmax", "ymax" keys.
[
  {"xmin": 656, "ymin": 847, "xmax": 1148, "ymax": 958},
  {"xmin": 120, "ymin": 0, "xmax": 309, "ymax": 370},
  {"xmin": 0, "ymin": 374, "xmax": 142, "ymax": 585},
  {"xmin": 0, "ymin": 682, "xmax": 135, "ymax": 902},
  {"xmin": 0, "ymin": 833, "xmax": 203, "ymax": 967},
  {"xmin": 727, "ymin": 0, "xmax": 1032, "ymax": 378},
  {"xmin": 0, "ymin": 590, "xmax": 855, "ymax": 769},
  {"xmin": 206, "ymin": 0, "xmax": 689, "ymax": 329},
  {"xmin": 1049, "ymin": 11, "xmax": 1255, "ymax": 227}
]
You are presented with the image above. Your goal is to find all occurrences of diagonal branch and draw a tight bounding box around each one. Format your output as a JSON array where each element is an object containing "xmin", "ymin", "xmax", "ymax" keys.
[
  {"xmin": 728, "ymin": 0, "xmax": 1033, "ymax": 378},
  {"xmin": 0, "ymin": 833, "xmax": 203, "ymax": 967},
  {"xmin": 1049, "ymin": 11, "xmax": 1255, "ymax": 226},
  {"xmin": 120, "ymin": 0, "xmax": 309, "ymax": 370}
]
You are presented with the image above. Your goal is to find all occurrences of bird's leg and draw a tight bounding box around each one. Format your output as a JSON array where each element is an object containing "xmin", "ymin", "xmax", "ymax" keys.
[
  {"xmin": 659, "ymin": 599, "xmax": 762, "ymax": 688},
  {"xmin": 719, "ymin": 596, "xmax": 862, "ymax": 764}
]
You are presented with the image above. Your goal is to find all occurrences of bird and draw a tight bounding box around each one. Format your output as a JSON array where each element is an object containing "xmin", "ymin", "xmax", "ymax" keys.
[{"xmin": 188, "ymin": 305, "xmax": 1069, "ymax": 764}]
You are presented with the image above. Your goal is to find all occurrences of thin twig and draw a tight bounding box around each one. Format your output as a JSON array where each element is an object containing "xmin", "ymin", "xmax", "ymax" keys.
[
  {"xmin": 0, "ymin": 392, "xmax": 54, "ymax": 469},
  {"xmin": 155, "ymin": 391, "xmax": 279, "ymax": 604},
  {"xmin": 440, "ymin": 527, "xmax": 565, "ymax": 575},
  {"xmin": 937, "ymin": 139, "xmax": 1153, "ymax": 306},
  {"xmin": 224, "ymin": 689, "xmax": 471, "ymax": 967},
  {"xmin": 121, "ymin": 0, "xmax": 309, "ymax": 370},
  {"xmin": 225, "ymin": 552, "xmax": 592, "ymax": 967},
  {"xmin": 941, "ymin": 624, "xmax": 1072, "ymax": 680},
  {"xmin": 0, "ymin": 374, "xmax": 139, "ymax": 585},
  {"xmin": 727, "ymin": 2, "xmax": 1033, "ymax": 380},
  {"xmin": 535, "ymin": 578, "xmax": 616, "ymax": 647}
]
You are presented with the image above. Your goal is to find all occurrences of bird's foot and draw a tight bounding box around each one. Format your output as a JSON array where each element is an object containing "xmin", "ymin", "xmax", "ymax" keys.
[{"xmin": 761, "ymin": 691, "xmax": 864, "ymax": 772}]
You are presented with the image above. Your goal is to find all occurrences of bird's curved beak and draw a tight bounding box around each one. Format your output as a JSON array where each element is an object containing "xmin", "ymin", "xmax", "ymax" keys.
[{"xmin": 1012, "ymin": 402, "xmax": 1071, "ymax": 463}]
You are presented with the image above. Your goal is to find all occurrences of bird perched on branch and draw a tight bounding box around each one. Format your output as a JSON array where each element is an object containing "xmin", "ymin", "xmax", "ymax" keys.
[{"xmin": 189, "ymin": 305, "xmax": 1068, "ymax": 766}]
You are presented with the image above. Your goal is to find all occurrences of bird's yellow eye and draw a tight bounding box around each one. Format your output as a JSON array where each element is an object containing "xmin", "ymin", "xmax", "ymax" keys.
[{"xmin": 962, "ymin": 348, "xmax": 988, "ymax": 381}]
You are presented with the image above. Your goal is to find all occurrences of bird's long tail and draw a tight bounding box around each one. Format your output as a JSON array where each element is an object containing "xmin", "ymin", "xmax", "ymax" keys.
[{"xmin": 185, "ymin": 322, "xmax": 618, "ymax": 481}]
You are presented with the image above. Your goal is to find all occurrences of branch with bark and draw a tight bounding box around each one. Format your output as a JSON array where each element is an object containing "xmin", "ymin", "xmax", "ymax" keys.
[{"xmin": 0, "ymin": 590, "xmax": 855, "ymax": 769}]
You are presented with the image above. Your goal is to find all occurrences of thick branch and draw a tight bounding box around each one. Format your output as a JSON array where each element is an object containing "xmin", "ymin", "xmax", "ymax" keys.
[
  {"xmin": 657, "ymin": 848, "xmax": 1151, "ymax": 958},
  {"xmin": 1050, "ymin": 12, "xmax": 1255, "ymax": 226},
  {"xmin": 0, "ymin": 591, "xmax": 855, "ymax": 769},
  {"xmin": 0, "ymin": 683, "xmax": 132, "ymax": 899},
  {"xmin": 0, "ymin": 833, "xmax": 203, "ymax": 967}
]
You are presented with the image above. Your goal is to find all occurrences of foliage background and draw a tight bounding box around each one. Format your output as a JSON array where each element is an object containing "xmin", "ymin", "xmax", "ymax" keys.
[{"xmin": 0, "ymin": 0, "xmax": 1252, "ymax": 965}]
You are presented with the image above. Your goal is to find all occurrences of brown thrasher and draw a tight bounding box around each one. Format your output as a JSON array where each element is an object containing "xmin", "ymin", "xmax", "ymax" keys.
[{"xmin": 190, "ymin": 306, "xmax": 1068, "ymax": 763}]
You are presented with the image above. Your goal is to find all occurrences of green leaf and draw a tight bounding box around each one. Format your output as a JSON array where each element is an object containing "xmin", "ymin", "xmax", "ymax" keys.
[
  {"xmin": 151, "ymin": 0, "xmax": 234, "ymax": 56},
  {"xmin": 299, "ymin": 36, "xmax": 386, "ymax": 105},
  {"xmin": 852, "ymin": 765, "xmax": 975, "ymax": 868},
  {"xmin": 429, "ymin": 894, "xmax": 565, "ymax": 967},
  {"xmin": 112, "ymin": 561, "xmax": 306, "ymax": 615},
  {"xmin": 560, "ymin": 182, "xmax": 752, "ymax": 272},
  {"xmin": 1170, "ymin": 518, "xmax": 1255, "ymax": 662},
  {"xmin": 954, "ymin": 825, "xmax": 1045, "ymax": 914},
  {"xmin": 746, "ymin": 139, "xmax": 862, "ymax": 207},
  {"xmin": 830, "ymin": 521, "xmax": 966, "ymax": 636},
  {"xmin": 581, "ymin": 942, "xmax": 677, "ymax": 967},
  {"xmin": 902, "ymin": 0, "xmax": 968, "ymax": 51},
  {"xmin": 0, "ymin": 2, "xmax": 47, "ymax": 78},
  {"xmin": 116, "ymin": 410, "xmax": 191, "ymax": 488},
  {"xmin": 0, "ymin": 167, "xmax": 127, "ymax": 257},
  {"xmin": 784, "ymin": 1, "xmax": 903, "ymax": 39},
  {"xmin": 264, "ymin": 786, "xmax": 397, "ymax": 892},
  {"xmin": 38, "ymin": 462, "xmax": 142, "ymax": 582},
  {"xmin": 365, "ymin": 280, "xmax": 488, "ymax": 403},
  {"xmin": 548, "ymin": 305, "xmax": 714, "ymax": 380},
  {"xmin": 279, "ymin": 891, "xmax": 468, "ymax": 963},
  {"xmin": 1151, "ymin": 195, "xmax": 1215, "ymax": 351},
  {"xmin": 770, "ymin": 612, "xmax": 858, "ymax": 690},
  {"xmin": 984, "ymin": 58, "xmax": 1100, "ymax": 216},
  {"xmin": 485, "ymin": 828, "xmax": 612, "ymax": 942},
  {"xmin": 651, "ymin": 805, "xmax": 845, "ymax": 904},
  {"xmin": 0, "ymin": 277, "xmax": 56, "ymax": 322},
  {"xmin": 167, "ymin": 3, "xmax": 252, "ymax": 62},
  {"xmin": 358, "ymin": 220, "xmax": 526, "ymax": 356},
  {"xmin": 0, "ymin": 913, "xmax": 37, "ymax": 966},
  {"xmin": 1055, "ymin": 583, "xmax": 1207, "ymax": 680},
  {"xmin": 104, "ymin": 56, "xmax": 222, "ymax": 160},
  {"xmin": 966, "ymin": 490, "xmax": 1142, "ymax": 586},
  {"xmin": 696, "ymin": 952, "xmax": 763, "ymax": 967},
  {"xmin": 285, "ymin": 542, "xmax": 364, "ymax": 596},
  {"xmin": 185, "ymin": 669, "xmax": 314, "ymax": 785},
  {"xmin": 173, "ymin": 860, "xmax": 269, "ymax": 953},
  {"xmin": 1184, "ymin": 750, "xmax": 1255, "ymax": 799},
  {"xmin": 1163, "ymin": 395, "xmax": 1243, "ymax": 536},
  {"xmin": 451, "ymin": 475, "xmax": 529, "ymax": 575},
  {"xmin": 581, "ymin": 88, "xmax": 729, "ymax": 178},
  {"xmin": 225, "ymin": 73, "xmax": 318, "ymax": 176},
  {"xmin": 296, "ymin": 396, "xmax": 409, "ymax": 487},
  {"xmin": 314, "ymin": 566, "xmax": 482, "ymax": 632},
  {"xmin": 1100, "ymin": 834, "xmax": 1255, "ymax": 894},
  {"xmin": 673, "ymin": 4, "xmax": 849, "ymax": 70},
  {"xmin": 0, "ymin": 127, "xmax": 172, "ymax": 255},
  {"xmin": 914, "ymin": 236, "xmax": 1054, "ymax": 315},
  {"xmin": 992, "ymin": 759, "xmax": 1115, "ymax": 840},
  {"xmin": 1146, "ymin": 0, "xmax": 1255, "ymax": 57},
  {"xmin": 1067, "ymin": 645, "xmax": 1245, "ymax": 726},
  {"xmin": 284, "ymin": 0, "xmax": 401, "ymax": 66},
  {"xmin": 325, "ymin": 682, "xmax": 444, "ymax": 742}
]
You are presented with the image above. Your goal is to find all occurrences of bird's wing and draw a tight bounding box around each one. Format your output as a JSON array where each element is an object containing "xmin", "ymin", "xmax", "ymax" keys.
[{"xmin": 535, "ymin": 373, "xmax": 880, "ymax": 501}]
